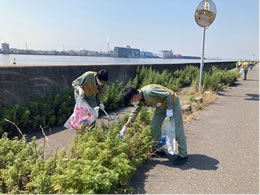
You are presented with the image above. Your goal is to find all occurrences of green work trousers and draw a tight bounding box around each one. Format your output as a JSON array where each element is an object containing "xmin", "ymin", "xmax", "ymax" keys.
[
  {"xmin": 150, "ymin": 97, "xmax": 188, "ymax": 157},
  {"xmin": 243, "ymin": 69, "xmax": 248, "ymax": 80}
]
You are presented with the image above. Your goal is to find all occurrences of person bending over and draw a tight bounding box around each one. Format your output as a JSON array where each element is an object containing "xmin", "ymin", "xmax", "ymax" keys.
[{"xmin": 121, "ymin": 84, "xmax": 188, "ymax": 166}]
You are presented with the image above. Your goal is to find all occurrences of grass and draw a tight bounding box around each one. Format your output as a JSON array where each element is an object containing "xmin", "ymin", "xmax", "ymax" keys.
[{"xmin": 179, "ymin": 82, "xmax": 217, "ymax": 124}]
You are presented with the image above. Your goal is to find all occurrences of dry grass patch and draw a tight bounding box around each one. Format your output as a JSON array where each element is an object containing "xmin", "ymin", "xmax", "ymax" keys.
[
  {"xmin": 179, "ymin": 85, "xmax": 217, "ymax": 123},
  {"xmin": 183, "ymin": 112, "xmax": 199, "ymax": 123},
  {"xmin": 202, "ymin": 91, "xmax": 217, "ymax": 107}
]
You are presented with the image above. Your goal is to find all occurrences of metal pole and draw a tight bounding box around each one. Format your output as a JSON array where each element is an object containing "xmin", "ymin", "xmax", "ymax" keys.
[{"xmin": 199, "ymin": 27, "xmax": 206, "ymax": 93}]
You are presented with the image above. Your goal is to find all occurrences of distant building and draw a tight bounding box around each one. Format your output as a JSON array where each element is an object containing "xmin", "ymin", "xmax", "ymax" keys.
[
  {"xmin": 175, "ymin": 54, "xmax": 182, "ymax": 58},
  {"xmin": 1, "ymin": 43, "xmax": 10, "ymax": 54},
  {"xmin": 88, "ymin": 50, "xmax": 99, "ymax": 56},
  {"xmin": 140, "ymin": 51, "xmax": 156, "ymax": 58},
  {"xmin": 79, "ymin": 49, "xmax": 89, "ymax": 55},
  {"xmin": 114, "ymin": 46, "xmax": 140, "ymax": 58},
  {"xmin": 158, "ymin": 50, "xmax": 173, "ymax": 58}
]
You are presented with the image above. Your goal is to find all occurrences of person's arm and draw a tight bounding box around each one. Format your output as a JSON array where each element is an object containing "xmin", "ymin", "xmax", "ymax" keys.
[
  {"xmin": 72, "ymin": 72, "xmax": 90, "ymax": 89},
  {"xmin": 127, "ymin": 103, "xmax": 143, "ymax": 125},
  {"xmin": 120, "ymin": 103, "xmax": 143, "ymax": 138}
]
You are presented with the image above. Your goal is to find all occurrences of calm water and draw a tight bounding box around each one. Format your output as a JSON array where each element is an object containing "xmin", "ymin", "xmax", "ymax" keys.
[{"xmin": 0, "ymin": 54, "xmax": 234, "ymax": 66}]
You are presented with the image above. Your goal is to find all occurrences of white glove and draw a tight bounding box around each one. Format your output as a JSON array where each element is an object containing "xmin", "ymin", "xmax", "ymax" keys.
[
  {"xmin": 120, "ymin": 127, "xmax": 127, "ymax": 138},
  {"xmin": 77, "ymin": 87, "xmax": 84, "ymax": 96},
  {"xmin": 94, "ymin": 106, "xmax": 100, "ymax": 117},
  {"xmin": 99, "ymin": 103, "xmax": 105, "ymax": 110},
  {"xmin": 166, "ymin": 109, "xmax": 173, "ymax": 118}
]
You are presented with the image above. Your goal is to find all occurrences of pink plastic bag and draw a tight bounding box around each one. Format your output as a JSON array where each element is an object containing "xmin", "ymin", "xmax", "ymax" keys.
[{"xmin": 64, "ymin": 96, "xmax": 98, "ymax": 131}]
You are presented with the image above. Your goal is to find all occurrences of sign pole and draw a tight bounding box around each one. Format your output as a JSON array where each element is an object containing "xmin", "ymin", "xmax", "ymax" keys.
[
  {"xmin": 199, "ymin": 27, "xmax": 206, "ymax": 93},
  {"xmin": 195, "ymin": 0, "xmax": 216, "ymax": 93}
]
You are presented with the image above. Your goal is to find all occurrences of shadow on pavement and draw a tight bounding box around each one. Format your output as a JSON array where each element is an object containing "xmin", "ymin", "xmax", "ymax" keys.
[
  {"xmin": 230, "ymin": 82, "xmax": 241, "ymax": 87},
  {"xmin": 218, "ymin": 93, "xmax": 260, "ymax": 101},
  {"xmin": 130, "ymin": 154, "xmax": 219, "ymax": 193},
  {"xmin": 245, "ymin": 93, "xmax": 259, "ymax": 101},
  {"xmin": 243, "ymin": 79, "xmax": 259, "ymax": 82},
  {"xmin": 158, "ymin": 154, "xmax": 219, "ymax": 171},
  {"xmin": 176, "ymin": 154, "xmax": 219, "ymax": 170}
]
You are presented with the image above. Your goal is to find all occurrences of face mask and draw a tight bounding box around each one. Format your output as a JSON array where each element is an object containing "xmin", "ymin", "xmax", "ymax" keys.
[
  {"xmin": 131, "ymin": 101, "xmax": 140, "ymax": 106},
  {"xmin": 97, "ymin": 78, "xmax": 104, "ymax": 86}
]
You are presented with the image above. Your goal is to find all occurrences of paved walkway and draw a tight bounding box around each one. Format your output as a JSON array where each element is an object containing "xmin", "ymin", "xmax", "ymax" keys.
[{"xmin": 130, "ymin": 64, "xmax": 259, "ymax": 194}]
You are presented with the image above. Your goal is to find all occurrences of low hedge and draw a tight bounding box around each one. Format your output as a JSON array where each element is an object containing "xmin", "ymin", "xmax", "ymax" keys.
[
  {"xmin": 0, "ymin": 65, "xmax": 238, "ymax": 136},
  {"xmin": 0, "ymin": 108, "xmax": 152, "ymax": 194},
  {"xmin": 0, "ymin": 89, "xmax": 75, "ymax": 137}
]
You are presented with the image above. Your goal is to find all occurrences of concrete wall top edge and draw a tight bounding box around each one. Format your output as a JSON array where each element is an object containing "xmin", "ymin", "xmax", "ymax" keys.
[{"xmin": 0, "ymin": 61, "xmax": 236, "ymax": 68}]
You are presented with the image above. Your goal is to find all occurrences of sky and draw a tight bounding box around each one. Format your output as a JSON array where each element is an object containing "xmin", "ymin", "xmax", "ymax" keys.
[{"xmin": 0, "ymin": 0, "xmax": 259, "ymax": 60}]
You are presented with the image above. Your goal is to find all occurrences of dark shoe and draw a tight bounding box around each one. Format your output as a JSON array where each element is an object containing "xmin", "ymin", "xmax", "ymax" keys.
[
  {"xmin": 172, "ymin": 156, "xmax": 188, "ymax": 166},
  {"xmin": 155, "ymin": 150, "xmax": 167, "ymax": 157},
  {"xmin": 151, "ymin": 149, "xmax": 167, "ymax": 157}
]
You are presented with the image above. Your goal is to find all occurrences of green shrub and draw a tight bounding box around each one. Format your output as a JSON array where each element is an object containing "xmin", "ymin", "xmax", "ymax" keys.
[
  {"xmin": 103, "ymin": 82, "xmax": 124, "ymax": 111},
  {"xmin": 0, "ymin": 65, "xmax": 238, "ymax": 136},
  {"xmin": 0, "ymin": 134, "xmax": 43, "ymax": 193},
  {"xmin": 0, "ymin": 89, "xmax": 74, "ymax": 137},
  {"xmin": 0, "ymin": 108, "xmax": 153, "ymax": 194},
  {"xmin": 202, "ymin": 66, "xmax": 238, "ymax": 91}
]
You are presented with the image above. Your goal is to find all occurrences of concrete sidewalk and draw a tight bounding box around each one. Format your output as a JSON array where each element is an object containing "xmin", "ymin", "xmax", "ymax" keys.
[{"xmin": 129, "ymin": 64, "xmax": 259, "ymax": 194}]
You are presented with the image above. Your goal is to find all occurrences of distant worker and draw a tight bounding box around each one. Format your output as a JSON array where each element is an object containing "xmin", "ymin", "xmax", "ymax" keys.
[
  {"xmin": 236, "ymin": 60, "xmax": 242, "ymax": 70},
  {"xmin": 72, "ymin": 69, "xmax": 108, "ymax": 111},
  {"xmin": 249, "ymin": 61, "xmax": 255, "ymax": 70},
  {"xmin": 241, "ymin": 61, "xmax": 249, "ymax": 80},
  {"xmin": 13, "ymin": 58, "xmax": 16, "ymax": 65},
  {"xmin": 120, "ymin": 84, "xmax": 188, "ymax": 166}
]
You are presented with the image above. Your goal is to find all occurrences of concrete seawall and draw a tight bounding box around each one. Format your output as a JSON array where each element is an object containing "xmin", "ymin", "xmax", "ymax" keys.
[{"xmin": 0, "ymin": 61, "xmax": 236, "ymax": 106}]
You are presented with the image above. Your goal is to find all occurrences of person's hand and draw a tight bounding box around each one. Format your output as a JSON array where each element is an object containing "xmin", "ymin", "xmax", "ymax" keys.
[
  {"xmin": 120, "ymin": 126, "xmax": 127, "ymax": 139},
  {"xmin": 99, "ymin": 103, "xmax": 105, "ymax": 110},
  {"xmin": 78, "ymin": 87, "xmax": 84, "ymax": 96},
  {"xmin": 166, "ymin": 109, "xmax": 173, "ymax": 118}
]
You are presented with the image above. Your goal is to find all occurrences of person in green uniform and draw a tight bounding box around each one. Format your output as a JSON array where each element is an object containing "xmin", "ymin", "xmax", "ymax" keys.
[
  {"xmin": 248, "ymin": 61, "xmax": 255, "ymax": 70},
  {"xmin": 72, "ymin": 69, "xmax": 108, "ymax": 110},
  {"xmin": 241, "ymin": 61, "xmax": 249, "ymax": 80},
  {"xmin": 236, "ymin": 60, "xmax": 242, "ymax": 70},
  {"xmin": 120, "ymin": 84, "xmax": 188, "ymax": 166}
]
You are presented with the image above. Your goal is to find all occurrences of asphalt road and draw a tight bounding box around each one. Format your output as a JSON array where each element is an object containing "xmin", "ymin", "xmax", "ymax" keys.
[{"xmin": 129, "ymin": 64, "xmax": 259, "ymax": 194}]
